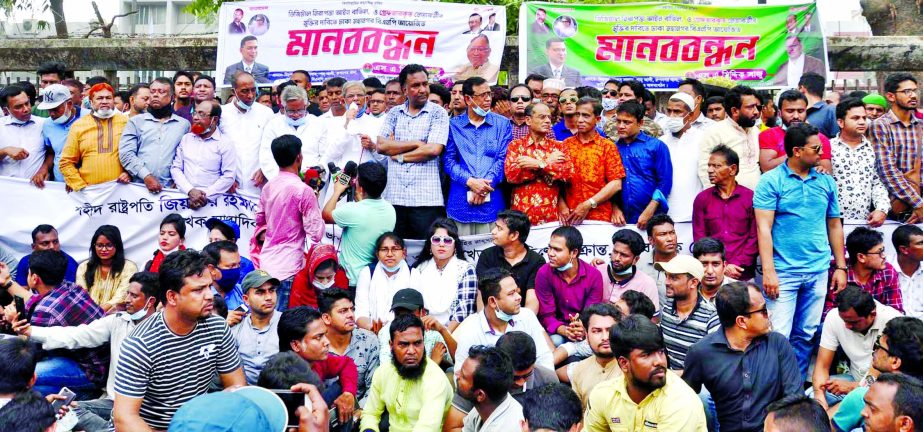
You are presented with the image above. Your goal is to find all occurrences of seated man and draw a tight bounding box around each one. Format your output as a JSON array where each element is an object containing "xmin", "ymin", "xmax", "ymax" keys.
[
  {"xmin": 824, "ymin": 227, "xmax": 904, "ymax": 318},
  {"xmin": 475, "ymin": 210, "xmax": 545, "ymax": 314},
  {"xmin": 534, "ymin": 226, "xmax": 603, "ymax": 345},
  {"xmin": 14, "ymin": 224, "xmax": 78, "ymax": 285},
  {"xmin": 565, "ymin": 303, "xmax": 622, "ymax": 408},
  {"xmin": 596, "ymin": 229, "xmax": 659, "ymax": 309},
  {"xmin": 204, "ymin": 217, "xmax": 255, "ymax": 283},
  {"xmin": 170, "ymin": 99, "xmax": 237, "ymax": 209},
  {"xmin": 1, "ymin": 250, "xmax": 107, "ymax": 397},
  {"xmin": 583, "ymin": 315, "xmax": 707, "ymax": 431},
  {"xmin": 278, "ymin": 306, "xmax": 358, "ymax": 425},
  {"xmin": 812, "ymin": 284, "xmax": 902, "ymax": 409},
  {"xmin": 859, "ymin": 374, "xmax": 923, "ymax": 431},
  {"xmin": 655, "ymin": 255, "xmax": 719, "ymax": 374},
  {"xmin": 230, "ymin": 270, "xmax": 281, "ymax": 385},
  {"xmin": 890, "ymin": 224, "xmax": 923, "ymax": 319},
  {"xmin": 360, "ymin": 314, "xmax": 454, "ymax": 432},
  {"xmin": 203, "ymin": 241, "xmax": 246, "ymax": 317},
  {"xmin": 456, "ymin": 345, "xmax": 523, "ymax": 431},
  {"xmin": 318, "ymin": 289, "xmax": 379, "ymax": 408},
  {"xmin": 691, "ymin": 237, "xmax": 731, "ymax": 304},
  {"xmin": 764, "ymin": 395, "xmax": 833, "ymax": 432},
  {"xmin": 520, "ymin": 383, "xmax": 583, "ymax": 432},
  {"xmin": 378, "ymin": 288, "xmax": 455, "ymax": 368}
]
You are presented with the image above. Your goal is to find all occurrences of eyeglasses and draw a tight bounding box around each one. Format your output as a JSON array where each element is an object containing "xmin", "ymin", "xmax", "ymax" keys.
[
  {"xmin": 864, "ymin": 248, "xmax": 887, "ymax": 257},
  {"xmin": 559, "ymin": 96, "xmax": 578, "ymax": 104},
  {"xmin": 431, "ymin": 235, "xmax": 455, "ymax": 245},
  {"xmin": 94, "ymin": 243, "xmax": 115, "ymax": 250},
  {"xmin": 513, "ymin": 368, "xmax": 535, "ymax": 381},
  {"xmin": 285, "ymin": 108, "xmax": 308, "ymax": 116},
  {"xmin": 895, "ymin": 89, "xmax": 918, "ymax": 96},
  {"xmin": 471, "ymin": 91, "xmax": 492, "ymax": 99},
  {"xmin": 510, "ymin": 96, "xmax": 531, "ymax": 102},
  {"xmin": 875, "ymin": 335, "xmax": 894, "ymax": 356},
  {"xmin": 378, "ymin": 246, "xmax": 404, "ymax": 254},
  {"xmin": 742, "ymin": 306, "xmax": 768, "ymax": 317},
  {"xmin": 799, "ymin": 145, "xmax": 823, "ymax": 153},
  {"xmin": 604, "ymin": 90, "xmax": 619, "ymax": 96}
]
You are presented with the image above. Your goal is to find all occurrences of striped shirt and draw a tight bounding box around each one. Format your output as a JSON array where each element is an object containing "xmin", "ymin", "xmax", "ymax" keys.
[
  {"xmin": 660, "ymin": 294, "xmax": 720, "ymax": 370},
  {"xmin": 59, "ymin": 113, "xmax": 128, "ymax": 191},
  {"xmin": 113, "ymin": 311, "xmax": 241, "ymax": 430},
  {"xmin": 870, "ymin": 110, "xmax": 923, "ymax": 208},
  {"xmin": 378, "ymin": 101, "xmax": 450, "ymax": 207}
]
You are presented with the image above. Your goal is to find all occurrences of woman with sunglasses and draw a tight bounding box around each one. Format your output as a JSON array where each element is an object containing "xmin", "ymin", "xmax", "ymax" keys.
[
  {"xmin": 355, "ymin": 232, "xmax": 412, "ymax": 333},
  {"xmin": 410, "ymin": 219, "xmax": 477, "ymax": 331},
  {"xmin": 76, "ymin": 225, "xmax": 138, "ymax": 313}
]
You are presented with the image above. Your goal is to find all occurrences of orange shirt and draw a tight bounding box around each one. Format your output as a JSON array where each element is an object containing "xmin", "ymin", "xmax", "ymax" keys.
[
  {"xmin": 562, "ymin": 132, "xmax": 626, "ymax": 222},
  {"xmin": 504, "ymin": 135, "xmax": 574, "ymax": 225}
]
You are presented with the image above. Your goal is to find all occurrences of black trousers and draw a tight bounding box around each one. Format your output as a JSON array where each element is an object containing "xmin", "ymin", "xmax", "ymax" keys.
[{"xmin": 393, "ymin": 205, "xmax": 445, "ymax": 240}]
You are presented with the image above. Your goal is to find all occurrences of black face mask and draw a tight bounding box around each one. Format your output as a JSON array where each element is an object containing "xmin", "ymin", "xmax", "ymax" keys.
[{"xmin": 148, "ymin": 104, "xmax": 173, "ymax": 119}]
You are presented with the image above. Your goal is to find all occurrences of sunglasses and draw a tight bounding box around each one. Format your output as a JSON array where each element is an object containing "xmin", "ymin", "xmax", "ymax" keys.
[
  {"xmin": 559, "ymin": 96, "xmax": 578, "ymax": 104},
  {"xmin": 510, "ymin": 96, "xmax": 531, "ymax": 102},
  {"xmin": 431, "ymin": 235, "xmax": 455, "ymax": 245},
  {"xmin": 604, "ymin": 90, "xmax": 619, "ymax": 96},
  {"xmin": 742, "ymin": 306, "xmax": 768, "ymax": 317}
]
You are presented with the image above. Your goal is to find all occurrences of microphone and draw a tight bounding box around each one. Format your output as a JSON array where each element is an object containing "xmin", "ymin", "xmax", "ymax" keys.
[
  {"xmin": 327, "ymin": 161, "xmax": 341, "ymax": 177},
  {"xmin": 343, "ymin": 161, "xmax": 358, "ymax": 178}
]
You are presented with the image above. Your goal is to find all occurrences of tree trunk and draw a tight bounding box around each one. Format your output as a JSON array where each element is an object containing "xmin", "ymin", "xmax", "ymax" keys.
[{"xmin": 50, "ymin": 0, "xmax": 67, "ymax": 38}]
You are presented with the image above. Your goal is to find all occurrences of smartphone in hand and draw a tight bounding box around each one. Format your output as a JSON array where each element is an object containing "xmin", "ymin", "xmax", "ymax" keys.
[{"xmin": 51, "ymin": 387, "xmax": 77, "ymax": 413}]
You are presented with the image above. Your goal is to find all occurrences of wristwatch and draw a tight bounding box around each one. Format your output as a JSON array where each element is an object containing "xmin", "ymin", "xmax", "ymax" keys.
[
  {"xmin": 588, "ymin": 198, "xmax": 598, "ymax": 209},
  {"xmin": 397, "ymin": 154, "xmax": 405, "ymax": 164}
]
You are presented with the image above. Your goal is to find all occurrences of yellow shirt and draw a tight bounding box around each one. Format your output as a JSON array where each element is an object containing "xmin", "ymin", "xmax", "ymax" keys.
[
  {"xmin": 59, "ymin": 113, "xmax": 128, "ymax": 191},
  {"xmin": 360, "ymin": 357, "xmax": 453, "ymax": 432},
  {"xmin": 76, "ymin": 260, "xmax": 138, "ymax": 308},
  {"xmin": 583, "ymin": 371, "xmax": 706, "ymax": 432},
  {"xmin": 570, "ymin": 355, "xmax": 622, "ymax": 410}
]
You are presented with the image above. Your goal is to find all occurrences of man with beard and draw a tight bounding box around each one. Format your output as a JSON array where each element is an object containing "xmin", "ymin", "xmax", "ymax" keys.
[
  {"xmin": 870, "ymin": 73, "xmax": 923, "ymax": 222},
  {"xmin": 38, "ymin": 84, "xmax": 84, "ymax": 184},
  {"xmin": 691, "ymin": 238, "xmax": 729, "ymax": 303},
  {"xmin": 540, "ymin": 78, "xmax": 564, "ymax": 122},
  {"xmin": 0, "ymin": 84, "xmax": 47, "ymax": 184},
  {"xmin": 596, "ymin": 229, "xmax": 659, "ymax": 308},
  {"xmin": 59, "ymin": 82, "xmax": 131, "ymax": 192},
  {"xmin": 278, "ymin": 306, "xmax": 358, "ymax": 426},
  {"xmin": 127, "ymin": 84, "xmax": 149, "ymax": 118},
  {"xmin": 698, "ymin": 85, "xmax": 762, "ymax": 190},
  {"xmin": 655, "ymin": 255, "xmax": 719, "ymax": 374},
  {"xmin": 319, "ymin": 289, "xmax": 379, "ymax": 408},
  {"xmin": 449, "ymin": 81, "xmax": 467, "ymax": 118},
  {"xmin": 220, "ymin": 71, "xmax": 275, "ymax": 196},
  {"xmin": 683, "ymin": 282, "xmax": 802, "ymax": 432},
  {"xmin": 230, "ymin": 270, "xmax": 281, "ymax": 385},
  {"xmin": 661, "ymin": 92, "xmax": 706, "ymax": 223},
  {"xmin": 119, "ymin": 77, "xmax": 191, "ymax": 193},
  {"xmin": 171, "ymin": 71, "xmax": 195, "ymax": 123},
  {"xmin": 758, "ymin": 90, "xmax": 833, "ymax": 174},
  {"xmin": 831, "ymin": 97, "xmax": 890, "ymax": 226},
  {"xmin": 583, "ymin": 315, "xmax": 706, "ymax": 431},
  {"xmin": 170, "ymin": 100, "xmax": 236, "ymax": 208},
  {"xmin": 566, "ymin": 303, "xmax": 622, "ymax": 408},
  {"xmin": 111, "ymin": 250, "xmax": 246, "ymax": 431},
  {"xmin": 830, "ymin": 316, "xmax": 923, "ymax": 431},
  {"xmin": 456, "ymin": 345, "xmax": 523, "ymax": 431},
  {"xmin": 360, "ymin": 314, "xmax": 453, "ymax": 432}
]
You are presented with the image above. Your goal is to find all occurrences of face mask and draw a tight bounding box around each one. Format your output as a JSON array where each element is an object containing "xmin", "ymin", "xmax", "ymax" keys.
[
  {"xmin": 494, "ymin": 305, "xmax": 515, "ymax": 322},
  {"xmin": 217, "ymin": 268, "xmax": 241, "ymax": 291},
  {"xmin": 601, "ymin": 98, "xmax": 618, "ymax": 111},
  {"xmin": 235, "ymin": 98, "xmax": 252, "ymax": 113},
  {"xmin": 82, "ymin": 95, "xmax": 92, "ymax": 110},
  {"xmin": 472, "ymin": 105, "xmax": 490, "ymax": 117},
  {"xmin": 285, "ymin": 115, "xmax": 306, "ymax": 128},
  {"xmin": 127, "ymin": 299, "xmax": 152, "ymax": 321},
  {"xmin": 9, "ymin": 116, "xmax": 29, "ymax": 125},
  {"xmin": 664, "ymin": 116, "xmax": 688, "ymax": 134},
  {"xmin": 52, "ymin": 109, "xmax": 71, "ymax": 125},
  {"xmin": 313, "ymin": 279, "xmax": 335, "ymax": 290},
  {"xmin": 611, "ymin": 263, "xmax": 633, "ymax": 276},
  {"xmin": 190, "ymin": 122, "xmax": 213, "ymax": 136},
  {"xmin": 93, "ymin": 108, "xmax": 116, "ymax": 119},
  {"xmin": 381, "ymin": 261, "xmax": 402, "ymax": 273},
  {"xmin": 148, "ymin": 104, "xmax": 173, "ymax": 119},
  {"xmin": 555, "ymin": 260, "xmax": 573, "ymax": 272}
]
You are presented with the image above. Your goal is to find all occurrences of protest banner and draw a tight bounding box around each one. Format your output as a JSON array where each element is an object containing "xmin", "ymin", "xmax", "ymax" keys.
[
  {"xmin": 216, "ymin": 0, "xmax": 507, "ymax": 87},
  {"xmin": 519, "ymin": 1, "xmax": 827, "ymax": 90},
  {"xmin": 0, "ymin": 178, "xmax": 905, "ymax": 283}
]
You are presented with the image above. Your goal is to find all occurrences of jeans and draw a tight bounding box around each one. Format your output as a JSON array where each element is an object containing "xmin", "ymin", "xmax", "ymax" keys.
[
  {"xmin": 805, "ymin": 373, "xmax": 855, "ymax": 406},
  {"xmin": 74, "ymin": 397, "xmax": 114, "ymax": 432},
  {"xmin": 699, "ymin": 387, "xmax": 719, "ymax": 432},
  {"xmin": 766, "ymin": 270, "xmax": 827, "ymax": 380},
  {"xmin": 276, "ymin": 276, "xmax": 295, "ymax": 312},
  {"xmin": 33, "ymin": 356, "xmax": 95, "ymax": 398}
]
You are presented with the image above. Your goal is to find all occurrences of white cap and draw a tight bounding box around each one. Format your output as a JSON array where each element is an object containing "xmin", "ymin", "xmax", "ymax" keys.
[
  {"xmin": 542, "ymin": 78, "xmax": 566, "ymax": 92},
  {"xmin": 668, "ymin": 92, "xmax": 696, "ymax": 111},
  {"xmin": 37, "ymin": 84, "xmax": 71, "ymax": 110}
]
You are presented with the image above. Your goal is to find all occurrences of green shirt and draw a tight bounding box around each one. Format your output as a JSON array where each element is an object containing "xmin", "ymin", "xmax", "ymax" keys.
[
  {"xmin": 359, "ymin": 357, "xmax": 453, "ymax": 432},
  {"xmin": 832, "ymin": 386, "xmax": 868, "ymax": 431},
  {"xmin": 333, "ymin": 198, "xmax": 396, "ymax": 284}
]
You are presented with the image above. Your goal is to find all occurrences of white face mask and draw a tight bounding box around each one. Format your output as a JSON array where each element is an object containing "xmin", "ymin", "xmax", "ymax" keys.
[
  {"xmin": 313, "ymin": 279, "xmax": 335, "ymax": 290},
  {"xmin": 127, "ymin": 299, "xmax": 152, "ymax": 321},
  {"xmin": 664, "ymin": 115, "xmax": 689, "ymax": 134},
  {"xmin": 93, "ymin": 108, "xmax": 116, "ymax": 119}
]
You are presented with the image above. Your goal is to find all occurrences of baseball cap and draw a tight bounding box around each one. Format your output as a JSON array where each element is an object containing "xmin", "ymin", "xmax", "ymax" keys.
[
  {"xmin": 654, "ymin": 255, "xmax": 705, "ymax": 280},
  {"xmin": 205, "ymin": 217, "xmax": 241, "ymax": 240},
  {"xmin": 242, "ymin": 269, "xmax": 280, "ymax": 292},
  {"xmin": 669, "ymin": 92, "xmax": 696, "ymax": 111},
  {"xmin": 390, "ymin": 288, "xmax": 424, "ymax": 311},
  {"xmin": 36, "ymin": 84, "xmax": 71, "ymax": 110},
  {"xmin": 168, "ymin": 387, "xmax": 287, "ymax": 432},
  {"xmin": 862, "ymin": 94, "xmax": 888, "ymax": 109}
]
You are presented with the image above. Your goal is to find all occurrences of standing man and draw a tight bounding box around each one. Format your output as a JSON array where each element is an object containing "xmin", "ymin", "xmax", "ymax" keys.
[
  {"xmin": 127, "ymin": 84, "xmax": 150, "ymax": 118},
  {"xmin": 611, "ymin": 101, "xmax": 672, "ymax": 227},
  {"xmin": 799, "ymin": 72, "xmax": 840, "ymax": 138},
  {"xmin": 754, "ymin": 123, "xmax": 847, "ymax": 379},
  {"xmin": 256, "ymin": 135, "xmax": 325, "ymax": 310},
  {"xmin": 640, "ymin": 214, "xmax": 679, "ymax": 300},
  {"xmin": 58, "ymin": 82, "xmax": 130, "ymax": 192},
  {"xmin": 692, "ymin": 145, "xmax": 758, "ymax": 281},
  {"xmin": 170, "ymin": 99, "xmax": 237, "ymax": 208},
  {"xmin": 529, "ymin": 39, "xmax": 581, "ymax": 87},
  {"xmin": 661, "ymin": 92, "xmax": 706, "ymax": 223},
  {"xmin": 830, "ymin": 97, "xmax": 890, "ymax": 226},
  {"xmin": 758, "ymin": 89, "xmax": 834, "ymax": 174},
  {"xmin": 0, "ymin": 84, "xmax": 47, "ymax": 184},
  {"xmin": 683, "ymin": 282, "xmax": 803, "ymax": 432},
  {"xmin": 891, "ymin": 224, "xmax": 923, "ymax": 319},
  {"xmin": 371, "ymin": 64, "xmax": 450, "ymax": 240},
  {"xmin": 220, "ymin": 71, "xmax": 275, "ymax": 196},
  {"xmin": 38, "ymin": 84, "xmax": 83, "ymax": 184},
  {"xmin": 551, "ymin": 88, "xmax": 579, "ymax": 141},
  {"xmin": 230, "ymin": 269, "xmax": 281, "ymax": 384},
  {"xmin": 677, "ymin": 78, "xmax": 715, "ymax": 128},
  {"xmin": 119, "ymin": 77, "xmax": 191, "ymax": 193},
  {"xmin": 444, "ymin": 76, "xmax": 511, "ymax": 235},
  {"xmin": 384, "ymin": 78, "xmax": 405, "ymax": 110},
  {"xmin": 456, "ymin": 346, "xmax": 524, "ymax": 431},
  {"xmin": 863, "ymin": 93, "xmax": 888, "ymax": 121},
  {"xmin": 171, "ymin": 71, "xmax": 195, "ymax": 123},
  {"xmin": 259, "ymin": 85, "xmax": 321, "ymax": 181},
  {"xmin": 508, "ymin": 84, "xmax": 534, "ymax": 140},
  {"xmin": 325, "ymin": 81, "xmax": 387, "ymax": 169},
  {"xmin": 112, "ymin": 250, "xmax": 246, "ymax": 431},
  {"xmin": 449, "ymin": 81, "xmax": 467, "ymax": 118},
  {"xmin": 540, "ymin": 79, "xmax": 564, "ymax": 121},
  {"xmin": 223, "ymin": 36, "xmax": 270, "ymax": 84},
  {"xmin": 597, "ymin": 229, "xmax": 659, "ymax": 308},
  {"xmin": 698, "ymin": 85, "xmax": 762, "ymax": 190},
  {"xmin": 476, "ymin": 210, "xmax": 545, "ymax": 313}
]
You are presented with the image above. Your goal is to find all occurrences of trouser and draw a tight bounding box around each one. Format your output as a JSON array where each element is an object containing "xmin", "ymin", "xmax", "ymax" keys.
[
  {"xmin": 804, "ymin": 373, "xmax": 855, "ymax": 406},
  {"xmin": 74, "ymin": 397, "xmax": 114, "ymax": 432},
  {"xmin": 699, "ymin": 387, "xmax": 719, "ymax": 432},
  {"xmin": 276, "ymin": 275, "xmax": 295, "ymax": 312},
  {"xmin": 393, "ymin": 205, "xmax": 445, "ymax": 240},
  {"xmin": 766, "ymin": 270, "xmax": 828, "ymax": 380},
  {"xmin": 452, "ymin": 221, "xmax": 496, "ymax": 236},
  {"xmin": 34, "ymin": 356, "xmax": 95, "ymax": 398}
]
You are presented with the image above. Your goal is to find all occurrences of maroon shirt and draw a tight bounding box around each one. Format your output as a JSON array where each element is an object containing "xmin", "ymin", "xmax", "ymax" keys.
[{"xmin": 692, "ymin": 185, "xmax": 759, "ymax": 280}]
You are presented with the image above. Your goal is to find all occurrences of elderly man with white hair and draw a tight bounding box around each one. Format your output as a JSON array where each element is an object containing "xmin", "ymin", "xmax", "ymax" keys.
[
  {"xmin": 325, "ymin": 80, "xmax": 387, "ymax": 169},
  {"xmin": 258, "ymin": 84, "xmax": 326, "ymax": 180},
  {"xmin": 660, "ymin": 92, "xmax": 707, "ymax": 222}
]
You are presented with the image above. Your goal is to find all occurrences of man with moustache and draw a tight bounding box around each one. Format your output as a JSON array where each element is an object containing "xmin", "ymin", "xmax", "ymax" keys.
[
  {"xmin": 596, "ymin": 229, "xmax": 659, "ymax": 309},
  {"xmin": 758, "ymin": 90, "xmax": 834, "ymax": 174},
  {"xmin": 171, "ymin": 71, "xmax": 195, "ymax": 122},
  {"xmin": 698, "ymin": 85, "xmax": 762, "ymax": 190},
  {"xmin": 566, "ymin": 303, "xmax": 623, "ymax": 408},
  {"xmin": 830, "ymin": 97, "xmax": 890, "ymax": 226},
  {"xmin": 230, "ymin": 270, "xmax": 281, "ymax": 385},
  {"xmin": 360, "ymin": 314, "xmax": 453, "ymax": 432},
  {"xmin": 691, "ymin": 238, "xmax": 730, "ymax": 303},
  {"xmin": 455, "ymin": 345, "xmax": 524, "ymax": 431}
]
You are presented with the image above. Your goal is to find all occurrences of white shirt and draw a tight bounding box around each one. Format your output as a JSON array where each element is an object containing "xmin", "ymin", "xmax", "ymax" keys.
[
  {"xmin": 698, "ymin": 117, "xmax": 761, "ymax": 190},
  {"xmin": 259, "ymin": 114, "xmax": 326, "ymax": 181},
  {"xmin": 819, "ymin": 301, "xmax": 902, "ymax": 380},
  {"xmin": 30, "ymin": 312, "xmax": 143, "ymax": 399},
  {"xmin": 889, "ymin": 253, "xmax": 923, "ymax": 319},
  {"xmin": 0, "ymin": 115, "xmax": 46, "ymax": 178},
  {"xmin": 354, "ymin": 261, "xmax": 413, "ymax": 325},
  {"xmin": 409, "ymin": 257, "xmax": 472, "ymax": 326},
  {"xmin": 660, "ymin": 126, "xmax": 705, "ymax": 222},
  {"xmin": 452, "ymin": 308, "xmax": 554, "ymax": 372},
  {"xmin": 462, "ymin": 393, "xmax": 524, "ymax": 432},
  {"xmin": 219, "ymin": 101, "xmax": 274, "ymax": 196},
  {"xmin": 323, "ymin": 113, "xmax": 387, "ymax": 168},
  {"xmin": 787, "ymin": 55, "xmax": 805, "ymax": 88}
]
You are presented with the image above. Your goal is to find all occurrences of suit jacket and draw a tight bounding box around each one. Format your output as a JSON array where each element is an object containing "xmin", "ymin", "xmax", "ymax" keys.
[
  {"xmin": 228, "ymin": 21, "xmax": 246, "ymax": 34},
  {"xmin": 529, "ymin": 63, "xmax": 581, "ymax": 87},
  {"xmin": 772, "ymin": 55, "xmax": 826, "ymax": 86},
  {"xmin": 224, "ymin": 61, "xmax": 271, "ymax": 84}
]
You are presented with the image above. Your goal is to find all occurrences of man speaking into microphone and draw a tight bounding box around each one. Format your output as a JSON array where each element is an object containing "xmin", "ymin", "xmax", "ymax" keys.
[{"xmin": 322, "ymin": 161, "xmax": 396, "ymax": 291}]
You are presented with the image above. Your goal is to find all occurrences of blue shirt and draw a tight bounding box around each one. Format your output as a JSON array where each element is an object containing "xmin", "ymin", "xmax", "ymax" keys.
[
  {"xmin": 753, "ymin": 161, "xmax": 840, "ymax": 274},
  {"xmin": 238, "ymin": 256, "xmax": 255, "ymax": 285},
  {"xmin": 615, "ymin": 132, "xmax": 673, "ymax": 223},
  {"xmin": 118, "ymin": 112, "xmax": 190, "ymax": 186},
  {"xmin": 41, "ymin": 107, "xmax": 84, "ymax": 182},
  {"xmin": 15, "ymin": 252, "xmax": 79, "ymax": 285},
  {"xmin": 807, "ymin": 101, "xmax": 840, "ymax": 138},
  {"xmin": 211, "ymin": 284, "xmax": 245, "ymax": 312},
  {"xmin": 444, "ymin": 112, "xmax": 511, "ymax": 223},
  {"xmin": 552, "ymin": 119, "xmax": 605, "ymax": 141}
]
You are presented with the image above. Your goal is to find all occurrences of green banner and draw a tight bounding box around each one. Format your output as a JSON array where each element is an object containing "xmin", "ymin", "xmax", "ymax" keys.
[{"xmin": 518, "ymin": 1, "xmax": 826, "ymax": 90}]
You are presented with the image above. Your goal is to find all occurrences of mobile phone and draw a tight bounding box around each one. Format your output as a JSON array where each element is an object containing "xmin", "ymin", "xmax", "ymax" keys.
[
  {"xmin": 14, "ymin": 297, "xmax": 25, "ymax": 320},
  {"xmin": 51, "ymin": 387, "xmax": 76, "ymax": 412},
  {"xmin": 329, "ymin": 406, "xmax": 340, "ymax": 428},
  {"xmin": 234, "ymin": 304, "xmax": 248, "ymax": 313},
  {"xmin": 270, "ymin": 390, "xmax": 307, "ymax": 427}
]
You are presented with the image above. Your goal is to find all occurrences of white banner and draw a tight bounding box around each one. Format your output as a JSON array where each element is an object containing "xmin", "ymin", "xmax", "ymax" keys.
[
  {"xmin": 216, "ymin": 0, "xmax": 508, "ymax": 87},
  {"xmin": 0, "ymin": 177, "xmax": 911, "ymax": 279}
]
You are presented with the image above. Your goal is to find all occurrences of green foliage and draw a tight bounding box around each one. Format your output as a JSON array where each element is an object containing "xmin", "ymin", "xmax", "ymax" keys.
[{"xmin": 0, "ymin": 0, "xmax": 51, "ymax": 30}]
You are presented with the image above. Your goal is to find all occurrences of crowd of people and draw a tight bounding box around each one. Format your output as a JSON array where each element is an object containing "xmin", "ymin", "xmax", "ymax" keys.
[{"xmin": 1, "ymin": 58, "xmax": 923, "ymax": 432}]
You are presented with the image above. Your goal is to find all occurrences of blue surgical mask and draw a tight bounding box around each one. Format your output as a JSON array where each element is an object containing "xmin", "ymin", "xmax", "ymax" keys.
[
  {"xmin": 495, "ymin": 305, "xmax": 515, "ymax": 322},
  {"xmin": 611, "ymin": 263, "xmax": 633, "ymax": 276},
  {"xmin": 127, "ymin": 299, "xmax": 151, "ymax": 321},
  {"xmin": 82, "ymin": 95, "xmax": 92, "ymax": 110},
  {"xmin": 218, "ymin": 268, "xmax": 241, "ymax": 291},
  {"xmin": 381, "ymin": 262, "xmax": 402, "ymax": 273},
  {"xmin": 235, "ymin": 98, "xmax": 252, "ymax": 113},
  {"xmin": 285, "ymin": 115, "xmax": 305, "ymax": 128},
  {"xmin": 555, "ymin": 260, "xmax": 573, "ymax": 272},
  {"xmin": 52, "ymin": 109, "xmax": 71, "ymax": 125},
  {"xmin": 472, "ymin": 105, "xmax": 490, "ymax": 117},
  {"xmin": 601, "ymin": 98, "xmax": 618, "ymax": 111}
]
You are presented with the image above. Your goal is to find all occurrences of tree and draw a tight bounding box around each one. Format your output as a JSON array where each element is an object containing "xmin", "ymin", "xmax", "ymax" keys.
[{"xmin": 0, "ymin": 0, "xmax": 67, "ymax": 37}]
